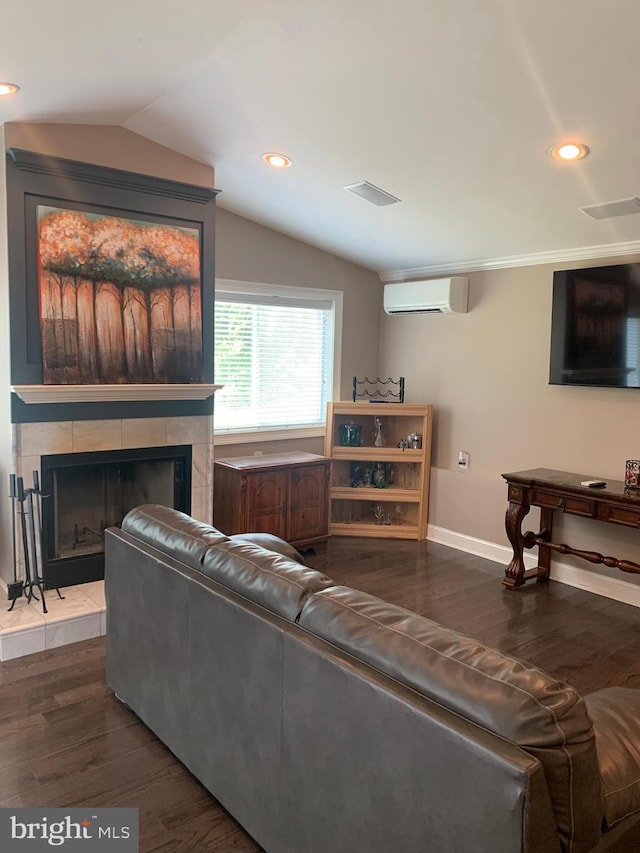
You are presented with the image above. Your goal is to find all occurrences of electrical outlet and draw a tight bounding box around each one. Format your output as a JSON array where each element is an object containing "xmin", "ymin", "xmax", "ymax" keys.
[{"xmin": 458, "ymin": 451, "xmax": 470, "ymax": 470}]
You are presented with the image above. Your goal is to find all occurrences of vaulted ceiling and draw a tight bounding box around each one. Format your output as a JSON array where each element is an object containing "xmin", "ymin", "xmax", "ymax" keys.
[{"xmin": 3, "ymin": 0, "xmax": 640, "ymax": 277}]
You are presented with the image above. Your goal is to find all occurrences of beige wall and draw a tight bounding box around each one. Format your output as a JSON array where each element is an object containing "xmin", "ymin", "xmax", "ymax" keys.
[
  {"xmin": 379, "ymin": 258, "xmax": 640, "ymax": 587},
  {"xmin": 214, "ymin": 208, "xmax": 382, "ymax": 460}
]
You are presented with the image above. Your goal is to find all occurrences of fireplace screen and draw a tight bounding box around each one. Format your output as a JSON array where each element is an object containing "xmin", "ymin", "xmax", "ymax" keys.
[{"xmin": 41, "ymin": 445, "xmax": 191, "ymax": 587}]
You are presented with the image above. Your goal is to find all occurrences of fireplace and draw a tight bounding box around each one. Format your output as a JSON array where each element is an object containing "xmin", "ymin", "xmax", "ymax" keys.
[
  {"xmin": 40, "ymin": 444, "xmax": 191, "ymax": 588},
  {"xmin": 1, "ymin": 148, "xmax": 221, "ymax": 596}
]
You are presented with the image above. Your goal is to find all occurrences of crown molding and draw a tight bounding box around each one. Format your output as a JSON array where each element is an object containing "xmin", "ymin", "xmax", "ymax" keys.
[
  {"xmin": 379, "ymin": 239, "xmax": 640, "ymax": 282},
  {"xmin": 7, "ymin": 148, "xmax": 219, "ymax": 203}
]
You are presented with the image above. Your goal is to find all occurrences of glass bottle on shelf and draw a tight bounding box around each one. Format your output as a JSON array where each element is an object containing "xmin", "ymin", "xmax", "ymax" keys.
[
  {"xmin": 396, "ymin": 464, "xmax": 406, "ymax": 488},
  {"xmin": 373, "ymin": 462, "xmax": 390, "ymax": 488},
  {"xmin": 406, "ymin": 463, "xmax": 418, "ymax": 489},
  {"xmin": 373, "ymin": 417, "xmax": 385, "ymax": 447}
]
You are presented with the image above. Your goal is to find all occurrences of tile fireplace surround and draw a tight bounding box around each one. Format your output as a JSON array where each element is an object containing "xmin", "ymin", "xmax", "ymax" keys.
[{"xmin": 0, "ymin": 413, "xmax": 214, "ymax": 660}]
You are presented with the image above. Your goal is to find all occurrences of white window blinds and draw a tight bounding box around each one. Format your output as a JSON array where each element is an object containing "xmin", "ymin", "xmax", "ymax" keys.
[{"xmin": 214, "ymin": 285, "xmax": 337, "ymax": 435}]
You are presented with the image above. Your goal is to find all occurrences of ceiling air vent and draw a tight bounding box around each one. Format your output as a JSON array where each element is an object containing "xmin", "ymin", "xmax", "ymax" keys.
[
  {"xmin": 343, "ymin": 181, "xmax": 401, "ymax": 207},
  {"xmin": 579, "ymin": 197, "xmax": 640, "ymax": 220}
]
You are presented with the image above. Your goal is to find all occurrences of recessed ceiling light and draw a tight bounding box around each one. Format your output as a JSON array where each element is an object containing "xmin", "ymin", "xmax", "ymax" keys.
[
  {"xmin": 0, "ymin": 82, "xmax": 19, "ymax": 96},
  {"xmin": 262, "ymin": 152, "xmax": 292, "ymax": 169},
  {"xmin": 549, "ymin": 142, "xmax": 589, "ymax": 161}
]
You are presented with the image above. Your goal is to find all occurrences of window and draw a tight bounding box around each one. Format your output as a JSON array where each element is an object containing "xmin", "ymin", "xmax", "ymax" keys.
[{"xmin": 214, "ymin": 280, "xmax": 342, "ymax": 442}]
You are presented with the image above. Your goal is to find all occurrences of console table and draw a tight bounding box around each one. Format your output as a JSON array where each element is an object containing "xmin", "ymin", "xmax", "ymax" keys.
[{"xmin": 502, "ymin": 468, "xmax": 640, "ymax": 588}]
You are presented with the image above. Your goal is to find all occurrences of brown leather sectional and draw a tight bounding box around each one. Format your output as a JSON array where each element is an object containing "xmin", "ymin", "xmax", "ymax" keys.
[{"xmin": 105, "ymin": 504, "xmax": 640, "ymax": 852}]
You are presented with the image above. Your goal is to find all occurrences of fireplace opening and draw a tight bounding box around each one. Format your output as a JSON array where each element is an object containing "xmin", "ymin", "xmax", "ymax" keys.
[{"xmin": 40, "ymin": 444, "xmax": 192, "ymax": 588}]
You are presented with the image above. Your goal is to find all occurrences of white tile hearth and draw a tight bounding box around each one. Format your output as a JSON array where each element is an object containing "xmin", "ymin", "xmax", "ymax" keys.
[{"xmin": 0, "ymin": 581, "xmax": 105, "ymax": 661}]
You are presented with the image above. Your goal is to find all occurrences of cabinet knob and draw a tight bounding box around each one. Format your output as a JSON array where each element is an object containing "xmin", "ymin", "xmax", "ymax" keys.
[{"xmin": 557, "ymin": 499, "xmax": 566, "ymax": 512}]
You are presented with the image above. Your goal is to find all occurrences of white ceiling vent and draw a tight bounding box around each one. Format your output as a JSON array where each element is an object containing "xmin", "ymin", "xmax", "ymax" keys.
[
  {"xmin": 343, "ymin": 181, "xmax": 401, "ymax": 207},
  {"xmin": 579, "ymin": 197, "xmax": 640, "ymax": 220}
]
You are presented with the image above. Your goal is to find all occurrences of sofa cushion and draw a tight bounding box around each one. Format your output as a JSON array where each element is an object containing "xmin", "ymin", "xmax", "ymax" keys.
[
  {"xmin": 299, "ymin": 586, "xmax": 602, "ymax": 853},
  {"xmin": 229, "ymin": 532, "xmax": 305, "ymax": 564},
  {"xmin": 121, "ymin": 505, "xmax": 229, "ymax": 571},
  {"xmin": 585, "ymin": 687, "xmax": 640, "ymax": 831},
  {"xmin": 202, "ymin": 540, "xmax": 333, "ymax": 622}
]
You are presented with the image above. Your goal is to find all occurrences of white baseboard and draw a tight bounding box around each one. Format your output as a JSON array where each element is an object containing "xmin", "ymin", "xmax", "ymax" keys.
[{"xmin": 427, "ymin": 524, "xmax": 640, "ymax": 608}]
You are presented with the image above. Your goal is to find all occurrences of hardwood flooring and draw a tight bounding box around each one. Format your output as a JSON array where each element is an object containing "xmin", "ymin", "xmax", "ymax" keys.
[{"xmin": 2, "ymin": 537, "xmax": 640, "ymax": 851}]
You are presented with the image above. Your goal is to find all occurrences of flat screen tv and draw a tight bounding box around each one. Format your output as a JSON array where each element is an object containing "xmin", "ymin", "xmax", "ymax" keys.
[{"xmin": 549, "ymin": 263, "xmax": 640, "ymax": 388}]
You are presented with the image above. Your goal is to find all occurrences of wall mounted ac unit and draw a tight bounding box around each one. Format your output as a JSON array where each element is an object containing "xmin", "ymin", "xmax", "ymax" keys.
[{"xmin": 383, "ymin": 277, "xmax": 469, "ymax": 315}]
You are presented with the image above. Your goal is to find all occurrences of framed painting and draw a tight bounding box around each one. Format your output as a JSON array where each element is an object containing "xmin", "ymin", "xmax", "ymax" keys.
[
  {"xmin": 6, "ymin": 147, "xmax": 217, "ymax": 398},
  {"xmin": 37, "ymin": 206, "xmax": 203, "ymax": 385}
]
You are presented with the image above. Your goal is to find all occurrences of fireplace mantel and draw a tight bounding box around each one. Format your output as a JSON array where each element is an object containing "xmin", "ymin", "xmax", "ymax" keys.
[{"xmin": 11, "ymin": 384, "xmax": 222, "ymax": 404}]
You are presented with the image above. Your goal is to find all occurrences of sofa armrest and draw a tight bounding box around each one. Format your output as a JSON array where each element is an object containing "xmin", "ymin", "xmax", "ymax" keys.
[
  {"xmin": 585, "ymin": 687, "xmax": 640, "ymax": 831},
  {"xmin": 229, "ymin": 532, "xmax": 305, "ymax": 564}
]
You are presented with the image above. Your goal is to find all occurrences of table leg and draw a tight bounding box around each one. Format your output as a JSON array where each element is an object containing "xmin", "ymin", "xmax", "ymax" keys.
[
  {"xmin": 503, "ymin": 500, "xmax": 530, "ymax": 588},
  {"xmin": 536, "ymin": 507, "xmax": 553, "ymax": 583}
]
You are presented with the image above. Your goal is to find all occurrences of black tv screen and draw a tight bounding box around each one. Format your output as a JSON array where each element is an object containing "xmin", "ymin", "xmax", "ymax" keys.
[{"xmin": 549, "ymin": 263, "xmax": 640, "ymax": 388}]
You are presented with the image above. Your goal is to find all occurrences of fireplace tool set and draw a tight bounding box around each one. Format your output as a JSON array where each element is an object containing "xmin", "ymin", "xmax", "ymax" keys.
[{"xmin": 7, "ymin": 471, "xmax": 64, "ymax": 613}]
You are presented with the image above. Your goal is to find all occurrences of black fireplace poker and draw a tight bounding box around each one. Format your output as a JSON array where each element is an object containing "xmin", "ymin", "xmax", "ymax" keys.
[
  {"xmin": 7, "ymin": 474, "xmax": 22, "ymax": 606},
  {"xmin": 6, "ymin": 471, "xmax": 64, "ymax": 614}
]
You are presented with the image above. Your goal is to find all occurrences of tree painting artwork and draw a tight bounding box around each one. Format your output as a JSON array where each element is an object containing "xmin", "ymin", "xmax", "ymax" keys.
[{"xmin": 37, "ymin": 206, "xmax": 203, "ymax": 385}]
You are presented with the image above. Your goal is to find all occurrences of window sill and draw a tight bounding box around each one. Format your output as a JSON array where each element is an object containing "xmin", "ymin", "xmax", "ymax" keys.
[{"xmin": 214, "ymin": 425, "xmax": 326, "ymax": 445}]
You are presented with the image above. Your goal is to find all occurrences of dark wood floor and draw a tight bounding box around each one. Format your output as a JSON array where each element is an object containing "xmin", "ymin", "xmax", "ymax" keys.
[{"xmin": 2, "ymin": 537, "xmax": 640, "ymax": 851}]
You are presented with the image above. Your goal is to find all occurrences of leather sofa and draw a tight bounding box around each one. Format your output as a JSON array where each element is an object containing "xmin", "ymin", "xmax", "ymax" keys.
[{"xmin": 105, "ymin": 505, "xmax": 640, "ymax": 853}]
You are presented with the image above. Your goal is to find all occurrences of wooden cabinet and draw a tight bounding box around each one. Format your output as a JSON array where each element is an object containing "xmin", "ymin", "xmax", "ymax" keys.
[
  {"xmin": 244, "ymin": 469, "xmax": 289, "ymax": 540},
  {"xmin": 213, "ymin": 452, "xmax": 330, "ymax": 547},
  {"xmin": 325, "ymin": 402, "xmax": 433, "ymax": 540}
]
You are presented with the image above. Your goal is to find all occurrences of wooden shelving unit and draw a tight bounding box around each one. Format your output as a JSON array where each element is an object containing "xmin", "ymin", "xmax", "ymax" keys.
[{"xmin": 325, "ymin": 402, "xmax": 433, "ymax": 539}]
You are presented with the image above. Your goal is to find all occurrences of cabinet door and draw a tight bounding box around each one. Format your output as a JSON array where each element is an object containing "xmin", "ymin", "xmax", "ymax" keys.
[
  {"xmin": 289, "ymin": 464, "xmax": 328, "ymax": 544},
  {"xmin": 246, "ymin": 471, "xmax": 288, "ymax": 540}
]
